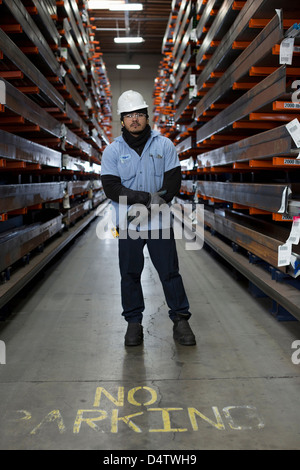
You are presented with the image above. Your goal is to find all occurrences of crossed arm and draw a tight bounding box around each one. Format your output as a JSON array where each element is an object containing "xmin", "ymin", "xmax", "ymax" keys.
[{"xmin": 101, "ymin": 166, "xmax": 182, "ymax": 206}]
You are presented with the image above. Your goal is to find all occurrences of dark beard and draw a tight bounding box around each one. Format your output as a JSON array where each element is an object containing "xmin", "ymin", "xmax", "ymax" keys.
[{"xmin": 122, "ymin": 124, "xmax": 152, "ymax": 156}]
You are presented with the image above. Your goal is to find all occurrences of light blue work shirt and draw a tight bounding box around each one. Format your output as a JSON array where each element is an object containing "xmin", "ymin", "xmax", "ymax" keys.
[{"xmin": 101, "ymin": 130, "xmax": 180, "ymax": 231}]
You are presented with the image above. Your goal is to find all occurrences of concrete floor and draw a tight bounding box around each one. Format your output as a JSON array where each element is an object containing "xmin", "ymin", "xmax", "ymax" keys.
[{"xmin": 0, "ymin": 211, "xmax": 300, "ymax": 450}]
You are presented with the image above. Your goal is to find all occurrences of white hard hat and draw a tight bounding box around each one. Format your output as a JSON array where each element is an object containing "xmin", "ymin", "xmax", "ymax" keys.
[{"xmin": 117, "ymin": 90, "xmax": 148, "ymax": 115}]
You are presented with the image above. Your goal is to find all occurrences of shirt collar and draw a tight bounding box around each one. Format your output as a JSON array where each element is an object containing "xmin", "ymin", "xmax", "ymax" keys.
[{"xmin": 114, "ymin": 129, "xmax": 160, "ymax": 143}]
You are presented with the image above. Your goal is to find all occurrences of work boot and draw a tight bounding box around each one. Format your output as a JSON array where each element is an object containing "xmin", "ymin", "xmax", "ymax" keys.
[
  {"xmin": 173, "ymin": 318, "xmax": 196, "ymax": 346},
  {"xmin": 124, "ymin": 322, "xmax": 143, "ymax": 346}
]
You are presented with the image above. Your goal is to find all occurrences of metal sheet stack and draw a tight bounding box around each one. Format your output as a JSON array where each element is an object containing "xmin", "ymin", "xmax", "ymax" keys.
[
  {"xmin": 154, "ymin": 0, "xmax": 300, "ymax": 319},
  {"xmin": 0, "ymin": 0, "xmax": 111, "ymax": 305}
]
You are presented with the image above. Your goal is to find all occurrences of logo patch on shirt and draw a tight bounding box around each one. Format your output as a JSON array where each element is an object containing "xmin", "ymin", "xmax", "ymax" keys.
[
  {"xmin": 120, "ymin": 154, "xmax": 131, "ymax": 163},
  {"xmin": 156, "ymin": 154, "xmax": 163, "ymax": 159}
]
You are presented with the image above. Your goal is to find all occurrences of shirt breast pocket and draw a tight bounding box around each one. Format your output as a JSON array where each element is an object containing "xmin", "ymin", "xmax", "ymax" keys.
[
  {"xmin": 151, "ymin": 154, "xmax": 164, "ymax": 189},
  {"xmin": 118, "ymin": 156, "xmax": 135, "ymax": 183},
  {"xmin": 152, "ymin": 155, "xmax": 164, "ymax": 176}
]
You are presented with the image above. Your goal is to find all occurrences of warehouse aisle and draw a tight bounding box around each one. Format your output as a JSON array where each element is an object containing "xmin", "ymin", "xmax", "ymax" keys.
[{"xmin": 0, "ymin": 209, "xmax": 300, "ymax": 451}]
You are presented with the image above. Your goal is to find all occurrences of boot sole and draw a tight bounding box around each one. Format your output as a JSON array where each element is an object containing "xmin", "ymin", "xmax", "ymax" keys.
[
  {"xmin": 174, "ymin": 336, "xmax": 196, "ymax": 346},
  {"xmin": 125, "ymin": 338, "xmax": 143, "ymax": 346}
]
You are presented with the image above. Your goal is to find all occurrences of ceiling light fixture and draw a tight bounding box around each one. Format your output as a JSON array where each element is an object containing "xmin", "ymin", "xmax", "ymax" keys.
[
  {"xmin": 109, "ymin": 3, "xmax": 143, "ymax": 10},
  {"xmin": 87, "ymin": 1, "xmax": 143, "ymax": 10},
  {"xmin": 96, "ymin": 27, "xmax": 127, "ymax": 31},
  {"xmin": 116, "ymin": 64, "xmax": 141, "ymax": 69},
  {"xmin": 87, "ymin": 1, "xmax": 125, "ymax": 9},
  {"xmin": 114, "ymin": 37, "xmax": 145, "ymax": 43}
]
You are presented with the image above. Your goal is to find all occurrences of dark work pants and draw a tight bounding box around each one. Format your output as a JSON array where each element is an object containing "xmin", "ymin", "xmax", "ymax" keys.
[{"xmin": 118, "ymin": 228, "xmax": 191, "ymax": 323}]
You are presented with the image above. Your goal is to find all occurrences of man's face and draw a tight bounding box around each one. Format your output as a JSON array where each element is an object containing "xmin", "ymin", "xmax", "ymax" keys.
[{"xmin": 122, "ymin": 111, "xmax": 148, "ymax": 136}]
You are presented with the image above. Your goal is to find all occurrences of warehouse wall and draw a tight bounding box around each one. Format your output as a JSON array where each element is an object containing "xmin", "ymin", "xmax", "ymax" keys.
[{"xmin": 103, "ymin": 54, "xmax": 162, "ymax": 138}]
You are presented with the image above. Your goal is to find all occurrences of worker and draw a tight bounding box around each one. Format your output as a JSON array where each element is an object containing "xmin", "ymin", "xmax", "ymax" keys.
[{"xmin": 101, "ymin": 90, "xmax": 196, "ymax": 347}]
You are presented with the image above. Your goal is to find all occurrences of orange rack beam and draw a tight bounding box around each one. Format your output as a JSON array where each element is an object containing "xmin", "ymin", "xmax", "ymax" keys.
[
  {"xmin": 233, "ymin": 203, "xmax": 292, "ymax": 221},
  {"xmin": 233, "ymin": 158, "xmax": 300, "ymax": 170},
  {"xmin": 0, "ymin": 70, "xmax": 23, "ymax": 79},
  {"xmin": 0, "ymin": 24, "xmax": 22, "ymax": 33},
  {"xmin": 249, "ymin": 19, "xmax": 297, "ymax": 29},
  {"xmin": 232, "ymin": 41, "xmax": 251, "ymax": 49},
  {"xmin": 272, "ymin": 214, "xmax": 293, "ymax": 222},
  {"xmin": 232, "ymin": 82, "xmax": 257, "ymax": 90},
  {"xmin": 232, "ymin": 1, "xmax": 246, "ymax": 10},
  {"xmin": 249, "ymin": 112, "xmax": 299, "ymax": 122},
  {"xmin": 250, "ymin": 66, "xmax": 300, "ymax": 76},
  {"xmin": 233, "ymin": 121, "xmax": 279, "ymax": 129}
]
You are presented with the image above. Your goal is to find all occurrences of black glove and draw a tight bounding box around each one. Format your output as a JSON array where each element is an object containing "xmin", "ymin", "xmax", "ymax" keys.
[
  {"xmin": 127, "ymin": 190, "xmax": 167, "ymax": 225},
  {"xmin": 147, "ymin": 190, "xmax": 167, "ymax": 207}
]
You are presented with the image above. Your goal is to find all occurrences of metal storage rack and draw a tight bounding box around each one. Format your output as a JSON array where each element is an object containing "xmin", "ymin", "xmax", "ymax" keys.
[
  {"xmin": 0, "ymin": 0, "xmax": 112, "ymax": 309},
  {"xmin": 153, "ymin": 0, "xmax": 300, "ymax": 320}
]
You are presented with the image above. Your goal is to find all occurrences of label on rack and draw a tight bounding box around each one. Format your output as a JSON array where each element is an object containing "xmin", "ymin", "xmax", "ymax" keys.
[
  {"xmin": 280, "ymin": 37, "xmax": 295, "ymax": 64},
  {"xmin": 278, "ymin": 217, "xmax": 300, "ymax": 268},
  {"xmin": 85, "ymin": 97, "xmax": 92, "ymax": 109},
  {"xmin": 283, "ymin": 102, "xmax": 300, "ymax": 109},
  {"xmin": 190, "ymin": 74, "xmax": 196, "ymax": 87},
  {"xmin": 60, "ymin": 47, "xmax": 68, "ymax": 59},
  {"xmin": 283, "ymin": 158, "xmax": 300, "ymax": 165},
  {"xmin": 278, "ymin": 186, "xmax": 291, "ymax": 213},
  {"xmin": 60, "ymin": 65, "xmax": 66, "ymax": 77},
  {"xmin": 286, "ymin": 118, "xmax": 300, "ymax": 147},
  {"xmin": 0, "ymin": 80, "xmax": 6, "ymax": 105},
  {"xmin": 278, "ymin": 243, "xmax": 292, "ymax": 267},
  {"xmin": 62, "ymin": 154, "xmax": 69, "ymax": 168},
  {"xmin": 189, "ymin": 86, "xmax": 197, "ymax": 99},
  {"xmin": 190, "ymin": 28, "xmax": 197, "ymax": 42},
  {"xmin": 60, "ymin": 123, "xmax": 67, "ymax": 138},
  {"xmin": 82, "ymin": 10, "xmax": 88, "ymax": 23},
  {"xmin": 63, "ymin": 192, "xmax": 70, "ymax": 209},
  {"xmin": 287, "ymin": 217, "xmax": 300, "ymax": 245}
]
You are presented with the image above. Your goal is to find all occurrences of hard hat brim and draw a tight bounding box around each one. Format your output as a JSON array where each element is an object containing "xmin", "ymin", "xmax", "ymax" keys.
[{"xmin": 117, "ymin": 104, "xmax": 149, "ymax": 115}]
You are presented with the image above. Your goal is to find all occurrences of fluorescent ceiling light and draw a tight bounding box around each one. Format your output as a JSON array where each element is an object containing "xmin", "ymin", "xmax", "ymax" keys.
[
  {"xmin": 109, "ymin": 3, "xmax": 143, "ymax": 10},
  {"xmin": 96, "ymin": 27, "xmax": 127, "ymax": 31},
  {"xmin": 88, "ymin": 1, "xmax": 143, "ymax": 10},
  {"xmin": 114, "ymin": 37, "xmax": 144, "ymax": 43},
  {"xmin": 88, "ymin": 1, "xmax": 125, "ymax": 9},
  {"xmin": 116, "ymin": 64, "xmax": 141, "ymax": 69}
]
